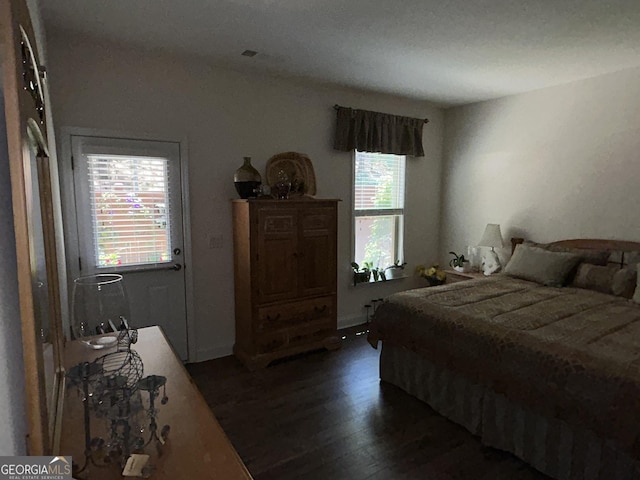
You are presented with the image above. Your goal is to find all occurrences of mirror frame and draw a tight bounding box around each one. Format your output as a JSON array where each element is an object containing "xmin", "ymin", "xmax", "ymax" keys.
[{"xmin": 1, "ymin": 0, "xmax": 65, "ymax": 455}]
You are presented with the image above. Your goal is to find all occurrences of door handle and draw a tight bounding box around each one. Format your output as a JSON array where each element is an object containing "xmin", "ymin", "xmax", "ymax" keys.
[{"xmin": 172, "ymin": 263, "xmax": 182, "ymax": 271}]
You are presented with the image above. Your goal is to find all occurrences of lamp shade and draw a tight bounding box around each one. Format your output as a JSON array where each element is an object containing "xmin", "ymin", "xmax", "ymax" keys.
[{"xmin": 478, "ymin": 224, "xmax": 503, "ymax": 248}]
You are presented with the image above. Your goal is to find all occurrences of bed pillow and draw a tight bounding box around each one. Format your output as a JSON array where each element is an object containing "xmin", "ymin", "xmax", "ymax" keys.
[
  {"xmin": 612, "ymin": 267, "xmax": 638, "ymax": 299},
  {"xmin": 608, "ymin": 251, "xmax": 640, "ymax": 267},
  {"xmin": 633, "ymin": 264, "xmax": 640, "ymax": 304},
  {"xmin": 505, "ymin": 245, "xmax": 581, "ymax": 287},
  {"xmin": 526, "ymin": 241, "xmax": 609, "ymax": 266},
  {"xmin": 627, "ymin": 252, "xmax": 640, "ymax": 266},
  {"xmin": 571, "ymin": 263, "xmax": 618, "ymax": 294}
]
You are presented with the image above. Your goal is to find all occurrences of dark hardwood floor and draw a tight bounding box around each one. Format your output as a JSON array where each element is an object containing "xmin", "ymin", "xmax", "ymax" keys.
[{"xmin": 187, "ymin": 326, "xmax": 550, "ymax": 480}]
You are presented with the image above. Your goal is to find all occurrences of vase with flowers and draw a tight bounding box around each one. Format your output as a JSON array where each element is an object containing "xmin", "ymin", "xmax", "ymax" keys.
[{"xmin": 416, "ymin": 264, "xmax": 446, "ymax": 286}]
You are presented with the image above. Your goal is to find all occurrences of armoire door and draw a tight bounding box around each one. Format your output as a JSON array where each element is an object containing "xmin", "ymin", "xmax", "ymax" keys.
[
  {"xmin": 255, "ymin": 206, "xmax": 298, "ymax": 304},
  {"xmin": 298, "ymin": 206, "xmax": 337, "ymax": 297}
]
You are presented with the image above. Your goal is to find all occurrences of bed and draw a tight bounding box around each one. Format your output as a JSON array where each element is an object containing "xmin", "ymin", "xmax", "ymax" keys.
[{"xmin": 368, "ymin": 239, "xmax": 640, "ymax": 480}]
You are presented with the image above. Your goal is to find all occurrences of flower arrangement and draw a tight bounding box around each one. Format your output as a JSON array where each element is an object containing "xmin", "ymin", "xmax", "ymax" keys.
[{"xmin": 416, "ymin": 264, "xmax": 446, "ymax": 286}]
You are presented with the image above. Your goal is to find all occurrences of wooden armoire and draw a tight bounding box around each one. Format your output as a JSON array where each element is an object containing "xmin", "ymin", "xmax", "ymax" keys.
[{"xmin": 232, "ymin": 198, "xmax": 340, "ymax": 369}]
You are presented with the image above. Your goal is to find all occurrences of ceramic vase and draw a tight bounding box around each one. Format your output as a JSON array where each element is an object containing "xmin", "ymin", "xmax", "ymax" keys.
[{"xmin": 234, "ymin": 157, "xmax": 262, "ymax": 199}]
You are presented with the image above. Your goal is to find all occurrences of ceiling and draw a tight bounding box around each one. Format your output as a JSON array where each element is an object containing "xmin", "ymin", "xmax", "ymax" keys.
[{"xmin": 41, "ymin": 0, "xmax": 640, "ymax": 107}]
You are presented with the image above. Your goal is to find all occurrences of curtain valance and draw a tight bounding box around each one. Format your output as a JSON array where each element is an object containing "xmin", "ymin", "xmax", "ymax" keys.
[{"xmin": 333, "ymin": 106, "xmax": 427, "ymax": 157}]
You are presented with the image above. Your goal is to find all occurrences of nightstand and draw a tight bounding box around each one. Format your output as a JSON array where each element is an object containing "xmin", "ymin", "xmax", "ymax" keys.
[{"xmin": 444, "ymin": 269, "xmax": 486, "ymax": 284}]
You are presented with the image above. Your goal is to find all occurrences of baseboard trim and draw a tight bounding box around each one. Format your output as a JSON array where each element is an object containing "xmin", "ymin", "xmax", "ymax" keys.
[
  {"xmin": 338, "ymin": 313, "xmax": 367, "ymax": 330},
  {"xmin": 194, "ymin": 315, "xmax": 367, "ymax": 363},
  {"xmin": 195, "ymin": 344, "xmax": 234, "ymax": 363}
]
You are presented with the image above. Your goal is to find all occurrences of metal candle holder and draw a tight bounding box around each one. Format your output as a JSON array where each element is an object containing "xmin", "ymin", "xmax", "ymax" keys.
[{"xmin": 67, "ymin": 324, "xmax": 170, "ymax": 478}]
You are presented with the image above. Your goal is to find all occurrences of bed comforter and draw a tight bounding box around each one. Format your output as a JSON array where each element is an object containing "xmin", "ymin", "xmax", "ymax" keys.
[{"xmin": 368, "ymin": 275, "xmax": 640, "ymax": 459}]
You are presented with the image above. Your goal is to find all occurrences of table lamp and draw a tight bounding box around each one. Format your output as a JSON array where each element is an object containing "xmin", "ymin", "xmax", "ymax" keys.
[{"xmin": 478, "ymin": 223, "xmax": 503, "ymax": 275}]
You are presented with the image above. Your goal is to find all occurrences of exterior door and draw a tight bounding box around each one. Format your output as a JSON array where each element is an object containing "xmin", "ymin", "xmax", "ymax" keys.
[{"xmin": 70, "ymin": 135, "xmax": 188, "ymax": 359}]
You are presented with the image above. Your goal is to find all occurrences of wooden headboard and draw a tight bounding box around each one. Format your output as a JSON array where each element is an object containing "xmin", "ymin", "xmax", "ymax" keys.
[{"xmin": 510, "ymin": 237, "xmax": 640, "ymax": 267}]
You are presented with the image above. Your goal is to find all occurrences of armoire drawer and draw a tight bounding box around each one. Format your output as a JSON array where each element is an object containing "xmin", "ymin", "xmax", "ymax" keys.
[
  {"xmin": 256, "ymin": 296, "xmax": 335, "ymax": 332},
  {"xmin": 287, "ymin": 318, "xmax": 334, "ymax": 348},
  {"xmin": 255, "ymin": 331, "xmax": 288, "ymax": 354}
]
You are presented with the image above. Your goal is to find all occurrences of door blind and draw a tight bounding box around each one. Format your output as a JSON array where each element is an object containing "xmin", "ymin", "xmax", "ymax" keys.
[{"xmin": 86, "ymin": 154, "xmax": 172, "ymax": 268}]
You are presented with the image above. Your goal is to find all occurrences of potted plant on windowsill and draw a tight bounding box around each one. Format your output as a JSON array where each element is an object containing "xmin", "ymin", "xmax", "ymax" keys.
[
  {"xmin": 381, "ymin": 260, "xmax": 407, "ymax": 281},
  {"xmin": 449, "ymin": 251, "xmax": 470, "ymax": 273},
  {"xmin": 371, "ymin": 266, "xmax": 381, "ymax": 282},
  {"xmin": 351, "ymin": 262, "xmax": 371, "ymax": 286}
]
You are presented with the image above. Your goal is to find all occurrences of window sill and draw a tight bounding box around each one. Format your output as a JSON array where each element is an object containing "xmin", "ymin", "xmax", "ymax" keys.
[{"xmin": 352, "ymin": 271, "xmax": 410, "ymax": 286}]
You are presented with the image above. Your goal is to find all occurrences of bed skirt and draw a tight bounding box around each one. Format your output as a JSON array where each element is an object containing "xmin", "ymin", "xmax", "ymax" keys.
[{"xmin": 380, "ymin": 342, "xmax": 640, "ymax": 480}]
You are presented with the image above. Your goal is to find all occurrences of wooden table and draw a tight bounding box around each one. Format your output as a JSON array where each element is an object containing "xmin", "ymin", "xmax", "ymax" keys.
[{"xmin": 60, "ymin": 326, "xmax": 252, "ymax": 479}]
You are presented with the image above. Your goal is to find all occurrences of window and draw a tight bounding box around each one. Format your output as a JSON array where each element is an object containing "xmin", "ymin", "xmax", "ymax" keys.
[{"xmin": 353, "ymin": 151, "xmax": 405, "ymax": 269}]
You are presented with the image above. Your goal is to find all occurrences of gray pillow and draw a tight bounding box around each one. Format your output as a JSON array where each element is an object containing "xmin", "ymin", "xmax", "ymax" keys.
[
  {"xmin": 526, "ymin": 241, "xmax": 609, "ymax": 266},
  {"xmin": 505, "ymin": 245, "xmax": 581, "ymax": 287},
  {"xmin": 571, "ymin": 263, "xmax": 618, "ymax": 294},
  {"xmin": 570, "ymin": 263, "xmax": 637, "ymax": 298},
  {"xmin": 634, "ymin": 264, "xmax": 640, "ymax": 304},
  {"xmin": 609, "ymin": 251, "xmax": 640, "ymax": 267},
  {"xmin": 626, "ymin": 252, "xmax": 640, "ymax": 266},
  {"xmin": 612, "ymin": 267, "xmax": 637, "ymax": 299}
]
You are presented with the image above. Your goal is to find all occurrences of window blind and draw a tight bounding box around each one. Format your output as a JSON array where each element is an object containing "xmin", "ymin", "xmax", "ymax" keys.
[{"xmin": 354, "ymin": 151, "xmax": 405, "ymax": 213}]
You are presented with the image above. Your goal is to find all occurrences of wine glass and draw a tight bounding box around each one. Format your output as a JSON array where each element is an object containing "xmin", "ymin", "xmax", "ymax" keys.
[{"xmin": 71, "ymin": 274, "xmax": 130, "ymax": 343}]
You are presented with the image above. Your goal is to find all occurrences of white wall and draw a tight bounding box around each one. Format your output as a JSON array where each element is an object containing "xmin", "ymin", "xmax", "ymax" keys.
[
  {"xmin": 442, "ymin": 66, "xmax": 640, "ymax": 262},
  {"xmin": 0, "ymin": 87, "xmax": 28, "ymax": 456},
  {"xmin": 47, "ymin": 31, "xmax": 443, "ymax": 362}
]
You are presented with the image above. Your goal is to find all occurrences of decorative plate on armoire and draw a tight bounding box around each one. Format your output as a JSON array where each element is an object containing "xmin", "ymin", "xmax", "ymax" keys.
[{"xmin": 265, "ymin": 151, "xmax": 317, "ymax": 196}]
